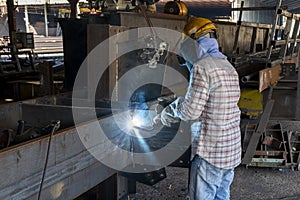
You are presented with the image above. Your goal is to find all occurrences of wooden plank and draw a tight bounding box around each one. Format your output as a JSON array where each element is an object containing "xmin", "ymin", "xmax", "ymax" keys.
[
  {"xmin": 263, "ymin": 28, "xmax": 270, "ymax": 50},
  {"xmin": 216, "ymin": 23, "xmax": 269, "ymax": 55},
  {"xmin": 279, "ymin": 9, "xmax": 300, "ymax": 20},
  {"xmin": 250, "ymin": 27, "xmax": 258, "ymax": 53}
]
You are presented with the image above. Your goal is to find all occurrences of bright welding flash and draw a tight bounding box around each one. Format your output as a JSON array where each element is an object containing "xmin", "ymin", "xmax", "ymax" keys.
[{"xmin": 126, "ymin": 116, "xmax": 142, "ymax": 130}]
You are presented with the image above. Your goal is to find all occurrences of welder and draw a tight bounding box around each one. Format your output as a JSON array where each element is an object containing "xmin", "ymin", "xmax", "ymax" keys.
[{"xmin": 154, "ymin": 17, "xmax": 241, "ymax": 200}]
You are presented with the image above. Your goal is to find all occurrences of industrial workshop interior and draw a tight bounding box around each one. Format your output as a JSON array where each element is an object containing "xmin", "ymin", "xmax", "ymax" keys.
[{"xmin": 1, "ymin": 0, "xmax": 300, "ymax": 199}]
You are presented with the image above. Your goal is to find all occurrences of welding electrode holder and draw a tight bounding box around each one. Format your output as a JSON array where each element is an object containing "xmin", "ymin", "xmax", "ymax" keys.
[
  {"xmin": 155, "ymin": 94, "xmax": 177, "ymax": 114},
  {"xmin": 153, "ymin": 94, "xmax": 178, "ymax": 127}
]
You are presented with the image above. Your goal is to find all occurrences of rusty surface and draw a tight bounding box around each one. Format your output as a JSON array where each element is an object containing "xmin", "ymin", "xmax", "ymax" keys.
[{"xmin": 259, "ymin": 65, "xmax": 282, "ymax": 92}]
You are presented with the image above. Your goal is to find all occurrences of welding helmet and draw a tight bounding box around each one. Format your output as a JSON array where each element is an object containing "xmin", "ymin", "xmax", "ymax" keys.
[{"xmin": 183, "ymin": 17, "xmax": 217, "ymax": 40}]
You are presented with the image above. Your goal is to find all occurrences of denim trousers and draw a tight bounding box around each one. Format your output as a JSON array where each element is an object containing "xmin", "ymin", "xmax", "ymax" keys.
[{"xmin": 188, "ymin": 155, "xmax": 234, "ymax": 200}]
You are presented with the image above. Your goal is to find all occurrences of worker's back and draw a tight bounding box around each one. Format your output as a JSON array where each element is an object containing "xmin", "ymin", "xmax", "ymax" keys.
[{"xmin": 192, "ymin": 56, "xmax": 241, "ymax": 170}]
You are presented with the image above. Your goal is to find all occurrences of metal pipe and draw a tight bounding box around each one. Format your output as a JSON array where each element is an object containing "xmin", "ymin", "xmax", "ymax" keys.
[
  {"xmin": 24, "ymin": 5, "xmax": 29, "ymax": 33},
  {"xmin": 241, "ymin": 71, "xmax": 259, "ymax": 83},
  {"xmin": 6, "ymin": 0, "xmax": 16, "ymax": 45},
  {"xmin": 232, "ymin": 6, "xmax": 276, "ymax": 11},
  {"xmin": 136, "ymin": 0, "xmax": 156, "ymax": 36},
  {"xmin": 296, "ymin": 53, "xmax": 300, "ymax": 121},
  {"xmin": 17, "ymin": 120, "xmax": 25, "ymax": 135},
  {"xmin": 44, "ymin": 3, "xmax": 48, "ymax": 37}
]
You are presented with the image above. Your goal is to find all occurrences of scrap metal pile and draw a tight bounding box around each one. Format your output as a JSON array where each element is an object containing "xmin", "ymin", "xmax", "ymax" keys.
[
  {"xmin": 243, "ymin": 121, "xmax": 300, "ymax": 170},
  {"xmin": 225, "ymin": 1, "xmax": 300, "ymax": 170}
]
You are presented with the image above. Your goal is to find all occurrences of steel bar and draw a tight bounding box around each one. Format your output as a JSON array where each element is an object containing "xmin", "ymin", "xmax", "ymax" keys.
[
  {"xmin": 297, "ymin": 53, "xmax": 300, "ymax": 121},
  {"xmin": 242, "ymin": 100, "xmax": 275, "ymax": 164},
  {"xmin": 43, "ymin": 3, "xmax": 49, "ymax": 37},
  {"xmin": 6, "ymin": 0, "xmax": 16, "ymax": 45},
  {"xmin": 266, "ymin": 0, "xmax": 283, "ymax": 64},
  {"xmin": 247, "ymin": 158, "xmax": 285, "ymax": 168},
  {"xmin": 232, "ymin": 6, "xmax": 276, "ymax": 11},
  {"xmin": 232, "ymin": 1, "xmax": 244, "ymax": 54},
  {"xmin": 254, "ymin": 150, "xmax": 284, "ymax": 156},
  {"xmin": 279, "ymin": 17, "xmax": 293, "ymax": 60},
  {"xmin": 288, "ymin": 20, "xmax": 300, "ymax": 56},
  {"xmin": 39, "ymin": 61, "xmax": 54, "ymax": 96}
]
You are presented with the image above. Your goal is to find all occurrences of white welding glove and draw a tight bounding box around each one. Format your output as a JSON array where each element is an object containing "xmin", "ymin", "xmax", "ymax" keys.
[
  {"xmin": 160, "ymin": 104, "xmax": 180, "ymax": 127},
  {"xmin": 154, "ymin": 98, "xmax": 181, "ymax": 127},
  {"xmin": 155, "ymin": 94, "xmax": 177, "ymax": 114}
]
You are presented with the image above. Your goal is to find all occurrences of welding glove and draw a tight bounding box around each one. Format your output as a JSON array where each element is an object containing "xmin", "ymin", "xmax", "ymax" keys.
[
  {"xmin": 155, "ymin": 94, "xmax": 177, "ymax": 114},
  {"xmin": 153, "ymin": 98, "xmax": 181, "ymax": 127}
]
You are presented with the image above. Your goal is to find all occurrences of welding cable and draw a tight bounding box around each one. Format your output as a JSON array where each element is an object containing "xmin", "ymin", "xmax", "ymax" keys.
[
  {"xmin": 136, "ymin": 0, "xmax": 157, "ymax": 36},
  {"xmin": 37, "ymin": 120, "xmax": 61, "ymax": 200},
  {"xmin": 130, "ymin": 134, "xmax": 135, "ymax": 167}
]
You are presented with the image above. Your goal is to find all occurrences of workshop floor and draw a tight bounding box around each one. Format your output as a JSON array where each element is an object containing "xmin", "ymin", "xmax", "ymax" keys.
[{"xmin": 127, "ymin": 166, "xmax": 300, "ymax": 200}]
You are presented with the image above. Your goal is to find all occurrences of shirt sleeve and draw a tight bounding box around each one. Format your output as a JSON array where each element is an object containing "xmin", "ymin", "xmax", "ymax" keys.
[{"xmin": 176, "ymin": 65, "xmax": 210, "ymax": 121}]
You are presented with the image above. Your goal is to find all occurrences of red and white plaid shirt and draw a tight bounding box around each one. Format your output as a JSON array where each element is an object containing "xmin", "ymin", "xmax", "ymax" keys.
[{"xmin": 177, "ymin": 56, "xmax": 241, "ymax": 169}]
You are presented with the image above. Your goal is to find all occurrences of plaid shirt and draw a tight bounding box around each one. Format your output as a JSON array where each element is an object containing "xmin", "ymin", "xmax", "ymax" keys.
[{"xmin": 177, "ymin": 56, "xmax": 241, "ymax": 169}]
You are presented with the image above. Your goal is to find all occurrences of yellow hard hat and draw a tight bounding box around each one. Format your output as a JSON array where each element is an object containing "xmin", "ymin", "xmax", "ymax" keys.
[{"xmin": 183, "ymin": 17, "xmax": 217, "ymax": 39}]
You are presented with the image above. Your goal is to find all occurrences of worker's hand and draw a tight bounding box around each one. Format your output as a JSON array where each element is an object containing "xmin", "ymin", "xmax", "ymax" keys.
[
  {"xmin": 152, "ymin": 114, "xmax": 162, "ymax": 125},
  {"xmin": 160, "ymin": 105, "xmax": 180, "ymax": 127},
  {"xmin": 155, "ymin": 94, "xmax": 177, "ymax": 114}
]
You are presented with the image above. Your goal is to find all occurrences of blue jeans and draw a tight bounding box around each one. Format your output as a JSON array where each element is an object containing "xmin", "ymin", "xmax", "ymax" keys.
[{"xmin": 189, "ymin": 155, "xmax": 234, "ymax": 200}]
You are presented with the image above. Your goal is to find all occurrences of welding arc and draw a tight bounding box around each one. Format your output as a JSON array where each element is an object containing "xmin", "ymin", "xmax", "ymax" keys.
[{"xmin": 37, "ymin": 120, "xmax": 61, "ymax": 200}]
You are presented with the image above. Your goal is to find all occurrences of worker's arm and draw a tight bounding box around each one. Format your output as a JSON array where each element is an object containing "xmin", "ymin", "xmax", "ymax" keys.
[
  {"xmin": 155, "ymin": 64, "xmax": 209, "ymax": 127},
  {"xmin": 174, "ymin": 64, "xmax": 210, "ymax": 121}
]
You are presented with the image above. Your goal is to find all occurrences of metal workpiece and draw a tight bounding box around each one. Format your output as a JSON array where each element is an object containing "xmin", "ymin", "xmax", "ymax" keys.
[
  {"xmin": 243, "ymin": 120, "xmax": 300, "ymax": 170},
  {"xmin": 242, "ymin": 99, "xmax": 275, "ymax": 165},
  {"xmin": 0, "ymin": 97, "xmax": 117, "ymax": 199},
  {"xmin": 0, "ymin": 95, "xmax": 191, "ymax": 199}
]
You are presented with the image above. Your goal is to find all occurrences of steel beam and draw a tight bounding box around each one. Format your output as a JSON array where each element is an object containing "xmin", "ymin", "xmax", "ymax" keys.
[
  {"xmin": 297, "ymin": 54, "xmax": 300, "ymax": 121},
  {"xmin": 242, "ymin": 100, "xmax": 275, "ymax": 164}
]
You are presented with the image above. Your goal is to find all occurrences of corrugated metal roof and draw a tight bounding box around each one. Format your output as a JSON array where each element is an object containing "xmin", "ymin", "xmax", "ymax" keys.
[
  {"xmin": 160, "ymin": 0, "xmax": 231, "ymax": 7},
  {"xmin": 259, "ymin": 0, "xmax": 300, "ymax": 12},
  {"xmin": 160, "ymin": 0, "xmax": 300, "ymax": 13},
  {"xmin": 245, "ymin": 0, "xmax": 300, "ymax": 13}
]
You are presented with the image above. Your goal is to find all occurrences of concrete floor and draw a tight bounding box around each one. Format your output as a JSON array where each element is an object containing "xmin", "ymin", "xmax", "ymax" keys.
[{"xmin": 127, "ymin": 166, "xmax": 300, "ymax": 200}]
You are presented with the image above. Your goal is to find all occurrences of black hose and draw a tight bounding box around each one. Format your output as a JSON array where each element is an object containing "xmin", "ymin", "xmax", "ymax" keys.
[{"xmin": 37, "ymin": 120, "xmax": 60, "ymax": 200}]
